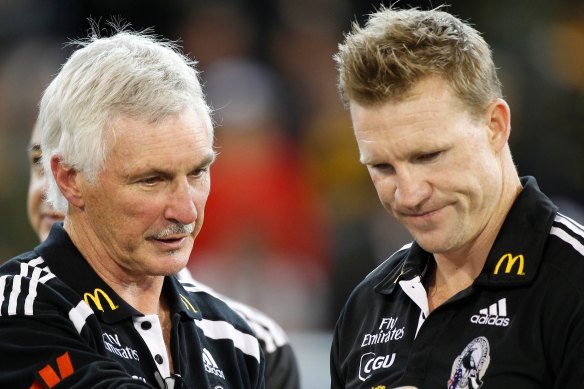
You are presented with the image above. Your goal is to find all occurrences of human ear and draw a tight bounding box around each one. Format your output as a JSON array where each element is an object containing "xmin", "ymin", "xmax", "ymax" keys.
[
  {"xmin": 51, "ymin": 155, "xmax": 85, "ymax": 208},
  {"xmin": 485, "ymin": 98, "xmax": 511, "ymax": 153}
]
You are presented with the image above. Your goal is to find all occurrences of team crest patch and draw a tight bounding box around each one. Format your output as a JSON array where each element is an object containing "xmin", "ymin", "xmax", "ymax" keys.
[{"xmin": 448, "ymin": 337, "xmax": 490, "ymax": 389}]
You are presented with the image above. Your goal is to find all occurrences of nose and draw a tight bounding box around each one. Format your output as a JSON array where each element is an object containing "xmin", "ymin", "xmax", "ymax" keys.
[
  {"xmin": 393, "ymin": 170, "xmax": 431, "ymax": 211},
  {"xmin": 164, "ymin": 178, "xmax": 198, "ymax": 225}
]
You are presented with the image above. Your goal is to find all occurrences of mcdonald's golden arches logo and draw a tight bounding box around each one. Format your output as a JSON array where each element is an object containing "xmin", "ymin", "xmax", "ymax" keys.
[
  {"xmin": 83, "ymin": 288, "xmax": 119, "ymax": 312},
  {"xmin": 180, "ymin": 294, "xmax": 198, "ymax": 313},
  {"xmin": 493, "ymin": 253, "xmax": 526, "ymax": 276}
]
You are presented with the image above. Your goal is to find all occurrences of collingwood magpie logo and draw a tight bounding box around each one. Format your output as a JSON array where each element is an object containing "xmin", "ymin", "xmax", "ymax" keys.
[
  {"xmin": 448, "ymin": 337, "xmax": 491, "ymax": 389},
  {"xmin": 470, "ymin": 298, "xmax": 510, "ymax": 327},
  {"xmin": 203, "ymin": 348, "xmax": 225, "ymax": 379}
]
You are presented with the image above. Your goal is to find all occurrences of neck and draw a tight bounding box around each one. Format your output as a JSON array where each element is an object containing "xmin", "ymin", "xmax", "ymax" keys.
[
  {"xmin": 428, "ymin": 164, "xmax": 522, "ymax": 311},
  {"xmin": 64, "ymin": 216, "xmax": 165, "ymax": 315}
]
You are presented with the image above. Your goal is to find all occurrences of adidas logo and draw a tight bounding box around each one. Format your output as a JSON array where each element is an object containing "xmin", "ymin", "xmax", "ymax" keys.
[
  {"xmin": 470, "ymin": 298, "xmax": 510, "ymax": 327},
  {"xmin": 202, "ymin": 348, "xmax": 225, "ymax": 379}
]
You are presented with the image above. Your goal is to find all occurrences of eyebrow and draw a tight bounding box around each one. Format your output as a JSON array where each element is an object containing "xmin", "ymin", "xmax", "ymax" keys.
[
  {"xmin": 29, "ymin": 143, "xmax": 41, "ymax": 153},
  {"xmin": 204, "ymin": 151, "xmax": 217, "ymax": 167},
  {"xmin": 128, "ymin": 150, "xmax": 217, "ymax": 179}
]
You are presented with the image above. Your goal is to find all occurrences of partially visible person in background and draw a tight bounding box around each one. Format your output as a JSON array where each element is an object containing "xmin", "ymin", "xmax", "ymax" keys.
[
  {"xmin": 26, "ymin": 115, "xmax": 300, "ymax": 388},
  {"xmin": 27, "ymin": 120, "xmax": 62, "ymax": 243},
  {"xmin": 330, "ymin": 5, "xmax": 584, "ymax": 388}
]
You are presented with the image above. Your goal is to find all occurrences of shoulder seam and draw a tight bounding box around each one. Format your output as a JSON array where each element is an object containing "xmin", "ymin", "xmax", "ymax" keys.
[
  {"xmin": 364, "ymin": 242, "xmax": 412, "ymax": 281},
  {"xmin": 177, "ymin": 271, "xmax": 289, "ymax": 352},
  {"xmin": 551, "ymin": 214, "xmax": 584, "ymax": 257},
  {"xmin": 0, "ymin": 256, "xmax": 56, "ymax": 317}
]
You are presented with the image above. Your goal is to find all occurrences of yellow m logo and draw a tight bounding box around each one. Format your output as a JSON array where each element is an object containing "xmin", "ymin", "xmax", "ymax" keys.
[
  {"xmin": 180, "ymin": 294, "xmax": 197, "ymax": 313},
  {"xmin": 83, "ymin": 288, "xmax": 119, "ymax": 312},
  {"xmin": 493, "ymin": 253, "xmax": 526, "ymax": 275}
]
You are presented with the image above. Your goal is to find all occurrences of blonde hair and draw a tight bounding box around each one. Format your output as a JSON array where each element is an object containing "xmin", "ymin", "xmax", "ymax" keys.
[{"xmin": 334, "ymin": 6, "xmax": 501, "ymax": 116}]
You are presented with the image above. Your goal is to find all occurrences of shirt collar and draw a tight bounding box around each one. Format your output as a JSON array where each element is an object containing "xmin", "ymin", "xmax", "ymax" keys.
[
  {"xmin": 38, "ymin": 223, "xmax": 202, "ymax": 322},
  {"xmin": 475, "ymin": 176, "xmax": 557, "ymax": 286},
  {"xmin": 162, "ymin": 276, "xmax": 203, "ymax": 321},
  {"xmin": 374, "ymin": 242, "xmax": 432, "ymax": 295},
  {"xmin": 374, "ymin": 176, "xmax": 557, "ymax": 294}
]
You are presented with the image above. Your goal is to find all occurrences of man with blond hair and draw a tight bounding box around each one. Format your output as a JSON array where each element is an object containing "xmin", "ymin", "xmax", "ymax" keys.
[{"xmin": 330, "ymin": 6, "xmax": 584, "ymax": 388}]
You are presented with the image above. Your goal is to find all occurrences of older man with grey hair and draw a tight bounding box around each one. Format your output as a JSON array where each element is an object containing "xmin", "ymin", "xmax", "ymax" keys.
[{"xmin": 0, "ymin": 28, "xmax": 264, "ymax": 388}]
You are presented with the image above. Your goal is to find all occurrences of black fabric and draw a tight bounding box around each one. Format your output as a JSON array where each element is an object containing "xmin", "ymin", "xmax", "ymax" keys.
[
  {"xmin": 331, "ymin": 177, "xmax": 584, "ymax": 388},
  {"xmin": 0, "ymin": 224, "xmax": 265, "ymax": 389},
  {"xmin": 176, "ymin": 273, "xmax": 301, "ymax": 389}
]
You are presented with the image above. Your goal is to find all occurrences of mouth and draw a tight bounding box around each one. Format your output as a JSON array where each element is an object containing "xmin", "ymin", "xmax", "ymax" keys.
[
  {"xmin": 149, "ymin": 235, "xmax": 190, "ymax": 250},
  {"xmin": 148, "ymin": 223, "xmax": 195, "ymax": 250},
  {"xmin": 408, "ymin": 209, "xmax": 438, "ymax": 218},
  {"xmin": 400, "ymin": 206, "xmax": 444, "ymax": 226}
]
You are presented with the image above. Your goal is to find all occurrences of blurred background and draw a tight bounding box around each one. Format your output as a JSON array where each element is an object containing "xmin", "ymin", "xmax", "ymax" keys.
[{"xmin": 0, "ymin": 0, "xmax": 583, "ymax": 386}]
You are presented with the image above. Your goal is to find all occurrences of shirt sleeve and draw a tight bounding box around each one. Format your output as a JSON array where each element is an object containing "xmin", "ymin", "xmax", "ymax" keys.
[
  {"xmin": 329, "ymin": 311, "xmax": 345, "ymax": 389},
  {"xmin": 545, "ymin": 292, "xmax": 584, "ymax": 387},
  {"xmin": 0, "ymin": 314, "xmax": 155, "ymax": 388},
  {"xmin": 0, "ymin": 272, "xmax": 153, "ymax": 389}
]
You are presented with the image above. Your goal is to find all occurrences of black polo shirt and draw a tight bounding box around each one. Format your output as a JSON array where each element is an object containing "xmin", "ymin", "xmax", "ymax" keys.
[
  {"xmin": 176, "ymin": 270, "xmax": 300, "ymax": 389},
  {"xmin": 331, "ymin": 177, "xmax": 584, "ymax": 388},
  {"xmin": 0, "ymin": 224, "xmax": 265, "ymax": 388}
]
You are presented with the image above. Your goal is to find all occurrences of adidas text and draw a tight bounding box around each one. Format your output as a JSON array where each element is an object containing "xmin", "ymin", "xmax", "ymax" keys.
[
  {"xmin": 470, "ymin": 315, "xmax": 510, "ymax": 326},
  {"xmin": 471, "ymin": 298, "xmax": 510, "ymax": 327}
]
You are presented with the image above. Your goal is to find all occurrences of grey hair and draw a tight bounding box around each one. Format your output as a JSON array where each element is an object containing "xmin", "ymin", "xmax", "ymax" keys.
[{"xmin": 39, "ymin": 26, "xmax": 213, "ymax": 212}]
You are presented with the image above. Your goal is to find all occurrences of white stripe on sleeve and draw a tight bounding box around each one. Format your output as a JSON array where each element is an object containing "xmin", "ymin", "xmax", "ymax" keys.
[
  {"xmin": 195, "ymin": 318, "xmax": 261, "ymax": 362},
  {"xmin": 68, "ymin": 300, "xmax": 95, "ymax": 334}
]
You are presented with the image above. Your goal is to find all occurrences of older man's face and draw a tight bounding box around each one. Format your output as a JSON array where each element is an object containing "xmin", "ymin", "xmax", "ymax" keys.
[{"xmin": 77, "ymin": 109, "xmax": 214, "ymax": 278}]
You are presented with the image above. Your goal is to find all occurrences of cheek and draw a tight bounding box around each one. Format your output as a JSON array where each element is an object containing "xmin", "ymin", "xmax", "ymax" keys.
[
  {"xmin": 194, "ymin": 180, "xmax": 212, "ymax": 208},
  {"xmin": 197, "ymin": 190, "xmax": 210, "ymax": 209},
  {"xmin": 370, "ymin": 177, "xmax": 395, "ymax": 207},
  {"xmin": 27, "ymin": 181, "xmax": 43, "ymax": 218}
]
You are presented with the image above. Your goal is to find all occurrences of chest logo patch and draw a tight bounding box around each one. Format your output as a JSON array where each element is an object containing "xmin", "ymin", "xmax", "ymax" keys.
[
  {"xmin": 102, "ymin": 332, "xmax": 140, "ymax": 361},
  {"xmin": 448, "ymin": 337, "xmax": 490, "ymax": 389},
  {"xmin": 83, "ymin": 288, "xmax": 118, "ymax": 312},
  {"xmin": 203, "ymin": 348, "xmax": 225, "ymax": 379},
  {"xmin": 361, "ymin": 317, "xmax": 405, "ymax": 347},
  {"xmin": 493, "ymin": 253, "xmax": 525, "ymax": 276},
  {"xmin": 470, "ymin": 298, "xmax": 510, "ymax": 327},
  {"xmin": 358, "ymin": 352, "xmax": 396, "ymax": 382}
]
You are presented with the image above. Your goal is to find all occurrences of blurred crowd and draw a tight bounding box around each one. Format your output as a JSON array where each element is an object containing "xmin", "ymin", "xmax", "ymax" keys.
[{"xmin": 1, "ymin": 0, "xmax": 583, "ymax": 332}]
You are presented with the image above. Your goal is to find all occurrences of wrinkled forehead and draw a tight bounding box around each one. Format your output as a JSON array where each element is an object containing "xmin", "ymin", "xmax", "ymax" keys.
[
  {"xmin": 104, "ymin": 107, "xmax": 206, "ymax": 148},
  {"xmin": 108, "ymin": 104, "xmax": 212, "ymax": 136},
  {"xmin": 107, "ymin": 109, "xmax": 212, "ymax": 149}
]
